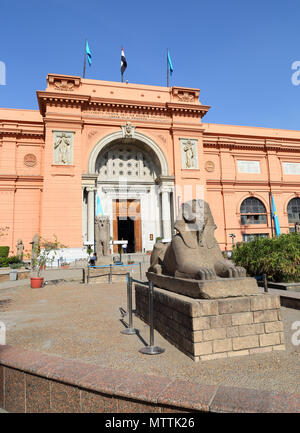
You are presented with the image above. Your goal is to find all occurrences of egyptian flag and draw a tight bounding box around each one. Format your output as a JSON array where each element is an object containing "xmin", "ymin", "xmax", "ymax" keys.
[{"xmin": 121, "ymin": 48, "xmax": 127, "ymax": 75}]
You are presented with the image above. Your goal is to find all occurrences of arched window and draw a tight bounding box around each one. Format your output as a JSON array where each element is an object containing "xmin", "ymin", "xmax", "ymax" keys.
[
  {"xmin": 287, "ymin": 198, "xmax": 300, "ymax": 223},
  {"xmin": 240, "ymin": 197, "xmax": 267, "ymax": 225}
]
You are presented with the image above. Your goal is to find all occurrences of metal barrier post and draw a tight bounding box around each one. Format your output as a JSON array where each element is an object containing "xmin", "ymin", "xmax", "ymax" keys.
[
  {"xmin": 139, "ymin": 281, "xmax": 165, "ymax": 355},
  {"xmin": 121, "ymin": 273, "xmax": 138, "ymax": 335},
  {"xmin": 263, "ymin": 274, "xmax": 268, "ymax": 292},
  {"xmin": 139, "ymin": 262, "xmax": 142, "ymax": 280},
  {"xmin": 109, "ymin": 264, "xmax": 112, "ymax": 284},
  {"xmin": 87, "ymin": 266, "xmax": 90, "ymax": 284}
]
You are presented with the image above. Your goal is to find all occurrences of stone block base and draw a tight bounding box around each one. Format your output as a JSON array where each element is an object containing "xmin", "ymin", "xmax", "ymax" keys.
[{"xmin": 135, "ymin": 285, "xmax": 286, "ymax": 362}]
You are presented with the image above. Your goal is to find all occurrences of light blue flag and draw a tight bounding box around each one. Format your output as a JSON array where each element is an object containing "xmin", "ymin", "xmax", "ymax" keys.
[
  {"xmin": 86, "ymin": 41, "xmax": 92, "ymax": 66},
  {"xmin": 96, "ymin": 192, "xmax": 104, "ymax": 217},
  {"xmin": 271, "ymin": 194, "xmax": 281, "ymax": 236},
  {"xmin": 167, "ymin": 50, "xmax": 173, "ymax": 75}
]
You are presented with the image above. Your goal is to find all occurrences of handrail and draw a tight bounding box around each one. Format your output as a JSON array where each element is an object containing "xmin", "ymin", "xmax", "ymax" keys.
[{"xmin": 88, "ymin": 263, "xmax": 139, "ymax": 268}]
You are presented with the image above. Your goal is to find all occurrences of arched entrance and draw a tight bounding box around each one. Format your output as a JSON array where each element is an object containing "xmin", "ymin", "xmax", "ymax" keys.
[{"xmin": 82, "ymin": 130, "xmax": 174, "ymax": 254}]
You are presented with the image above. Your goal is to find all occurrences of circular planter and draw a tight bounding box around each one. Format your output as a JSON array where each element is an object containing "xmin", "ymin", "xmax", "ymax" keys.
[{"xmin": 30, "ymin": 277, "xmax": 44, "ymax": 288}]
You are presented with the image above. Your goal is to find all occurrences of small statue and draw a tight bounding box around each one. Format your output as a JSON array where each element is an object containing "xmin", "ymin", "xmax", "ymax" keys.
[
  {"xmin": 16, "ymin": 239, "xmax": 24, "ymax": 261},
  {"xmin": 295, "ymin": 222, "xmax": 300, "ymax": 234},
  {"xmin": 149, "ymin": 199, "xmax": 246, "ymax": 280},
  {"xmin": 54, "ymin": 132, "xmax": 71, "ymax": 164},
  {"xmin": 183, "ymin": 139, "xmax": 194, "ymax": 168},
  {"xmin": 95, "ymin": 216, "xmax": 110, "ymax": 256}
]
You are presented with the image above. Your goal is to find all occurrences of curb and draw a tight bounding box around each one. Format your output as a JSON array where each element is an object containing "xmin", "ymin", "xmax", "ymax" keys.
[{"xmin": 0, "ymin": 345, "xmax": 299, "ymax": 413}]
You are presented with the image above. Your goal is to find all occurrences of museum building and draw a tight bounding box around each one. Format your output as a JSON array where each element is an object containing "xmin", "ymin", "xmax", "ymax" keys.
[{"xmin": 0, "ymin": 73, "xmax": 300, "ymax": 256}]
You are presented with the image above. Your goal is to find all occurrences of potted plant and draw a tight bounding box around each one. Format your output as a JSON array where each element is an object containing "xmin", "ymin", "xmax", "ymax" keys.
[{"xmin": 31, "ymin": 236, "xmax": 66, "ymax": 288}]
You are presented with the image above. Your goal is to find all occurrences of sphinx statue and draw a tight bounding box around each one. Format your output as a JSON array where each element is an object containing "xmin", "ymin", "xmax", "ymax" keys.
[{"xmin": 148, "ymin": 199, "xmax": 256, "ymax": 299}]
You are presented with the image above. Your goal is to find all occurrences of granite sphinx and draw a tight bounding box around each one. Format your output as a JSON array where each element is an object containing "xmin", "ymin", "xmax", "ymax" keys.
[{"xmin": 148, "ymin": 199, "xmax": 258, "ymax": 299}]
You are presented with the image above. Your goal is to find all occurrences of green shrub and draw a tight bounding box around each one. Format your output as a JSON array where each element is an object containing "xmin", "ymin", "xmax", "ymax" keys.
[
  {"xmin": 0, "ymin": 246, "xmax": 9, "ymax": 258},
  {"xmin": 232, "ymin": 233, "xmax": 300, "ymax": 282},
  {"xmin": 9, "ymin": 263, "xmax": 23, "ymax": 269},
  {"xmin": 0, "ymin": 255, "xmax": 22, "ymax": 268}
]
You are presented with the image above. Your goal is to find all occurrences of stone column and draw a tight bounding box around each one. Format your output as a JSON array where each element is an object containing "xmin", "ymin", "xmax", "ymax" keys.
[
  {"xmin": 82, "ymin": 188, "xmax": 88, "ymax": 242},
  {"xmin": 161, "ymin": 190, "xmax": 172, "ymax": 240},
  {"xmin": 87, "ymin": 187, "xmax": 95, "ymax": 244}
]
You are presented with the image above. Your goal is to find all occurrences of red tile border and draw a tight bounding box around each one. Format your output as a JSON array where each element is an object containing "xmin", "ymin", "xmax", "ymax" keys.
[
  {"xmin": 4, "ymin": 368, "xmax": 25, "ymax": 413},
  {"xmin": 157, "ymin": 380, "xmax": 218, "ymax": 412},
  {"xmin": 1, "ymin": 344, "xmax": 300, "ymax": 413},
  {"xmin": 210, "ymin": 385, "xmax": 300, "ymax": 413},
  {"xmin": 0, "ymin": 365, "xmax": 3, "ymax": 408}
]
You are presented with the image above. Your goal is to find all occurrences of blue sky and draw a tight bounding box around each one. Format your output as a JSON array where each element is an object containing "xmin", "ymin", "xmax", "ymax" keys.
[{"xmin": 1, "ymin": 0, "xmax": 300, "ymax": 130}]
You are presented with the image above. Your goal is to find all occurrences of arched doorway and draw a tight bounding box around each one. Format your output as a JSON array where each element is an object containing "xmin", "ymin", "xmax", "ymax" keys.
[{"xmin": 83, "ymin": 130, "xmax": 174, "ymax": 254}]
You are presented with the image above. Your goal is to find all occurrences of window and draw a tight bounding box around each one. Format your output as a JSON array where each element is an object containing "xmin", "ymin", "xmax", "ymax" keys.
[
  {"xmin": 242, "ymin": 233, "xmax": 269, "ymax": 242},
  {"xmin": 287, "ymin": 198, "xmax": 300, "ymax": 223},
  {"xmin": 240, "ymin": 197, "xmax": 267, "ymax": 225}
]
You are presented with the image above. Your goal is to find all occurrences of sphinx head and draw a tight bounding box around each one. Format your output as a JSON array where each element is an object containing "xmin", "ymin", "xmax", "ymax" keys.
[{"xmin": 181, "ymin": 199, "xmax": 207, "ymax": 232}]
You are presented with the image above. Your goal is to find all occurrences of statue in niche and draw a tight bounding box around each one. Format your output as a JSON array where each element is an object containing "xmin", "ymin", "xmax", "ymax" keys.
[
  {"xmin": 149, "ymin": 199, "xmax": 246, "ymax": 280},
  {"xmin": 54, "ymin": 132, "xmax": 72, "ymax": 164},
  {"xmin": 295, "ymin": 222, "xmax": 300, "ymax": 233},
  {"xmin": 183, "ymin": 139, "xmax": 194, "ymax": 169},
  {"xmin": 95, "ymin": 216, "xmax": 110, "ymax": 256},
  {"xmin": 16, "ymin": 239, "xmax": 24, "ymax": 261}
]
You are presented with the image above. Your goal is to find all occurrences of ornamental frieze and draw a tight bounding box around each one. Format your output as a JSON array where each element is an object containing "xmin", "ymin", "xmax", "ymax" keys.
[{"xmin": 82, "ymin": 109, "xmax": 169, "ymax": 123}]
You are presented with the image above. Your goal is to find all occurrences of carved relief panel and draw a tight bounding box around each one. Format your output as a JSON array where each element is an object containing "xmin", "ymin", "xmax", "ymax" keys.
[
  {"xmin": 53, "ymin": 131, "xmax": 75, "ymax": 165},
  {"xmin": 180, "ymin": 138, "xmax": 198, "ymax": 169}
]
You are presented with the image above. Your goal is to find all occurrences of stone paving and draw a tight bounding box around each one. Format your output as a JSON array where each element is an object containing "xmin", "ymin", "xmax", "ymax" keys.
[{"xmin": 0, "ymin": 281, "xmax": 299, "ymax": 395}]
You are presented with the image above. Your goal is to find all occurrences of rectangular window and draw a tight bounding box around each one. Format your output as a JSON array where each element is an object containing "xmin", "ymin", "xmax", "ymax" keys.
[
  {"xmin": 282, "ymin": 162, "xmax": 300, "ymax": 175},
  {"xmin": 242, "ymin": 233, "xmax": 269, "ymax": 242},
  {"xmin": 241, "ymin": 214, "xmax": 267, "ymax": 225},
  {"xmin": 237, "ymin": 160, "xmax": 260, "ymax": 174}
]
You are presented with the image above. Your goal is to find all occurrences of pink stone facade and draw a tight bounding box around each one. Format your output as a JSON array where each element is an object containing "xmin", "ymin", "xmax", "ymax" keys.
[{"xmin": 0, "ymin": 73, "xmax": 300, "ymax": 255}]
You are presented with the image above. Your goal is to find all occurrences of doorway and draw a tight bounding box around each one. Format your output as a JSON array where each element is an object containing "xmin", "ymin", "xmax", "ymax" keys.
[
  {"xmin": 117, "ymin": 217, "xmax": 135, "ymax": 253},
  {"xmin": 113, "ymin": 199, "xmax": 142, "ymax": 253}
]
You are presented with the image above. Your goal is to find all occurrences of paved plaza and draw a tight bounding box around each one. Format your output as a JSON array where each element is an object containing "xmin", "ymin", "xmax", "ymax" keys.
[{"xmin": 0, "ymin": 281, "xmax": 300, "ymax": 395}]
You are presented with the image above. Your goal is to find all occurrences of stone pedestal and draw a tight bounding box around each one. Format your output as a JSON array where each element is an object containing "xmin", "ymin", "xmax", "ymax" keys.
[{"xmin": 135, "ymin": 285, "xmax": 285, "ymax": 362}]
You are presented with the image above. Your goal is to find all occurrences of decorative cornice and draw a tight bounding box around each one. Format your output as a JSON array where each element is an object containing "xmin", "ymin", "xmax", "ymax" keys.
[
  {"xmin": 0, "ymin": 174, "xmax": 43, "ymax": 183},
  {"xmin": 0, "ymin": 122, "xmax": 44, "ymax": 138},
  {"xmin": 37, "ymin": 91, "xmax": 210, "ymax": 120},
  {"xmin": 203, "ymin": 136, "xmax": 300, "ymax": 152}
]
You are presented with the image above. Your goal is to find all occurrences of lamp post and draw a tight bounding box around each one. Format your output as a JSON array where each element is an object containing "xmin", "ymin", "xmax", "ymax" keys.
[{"xmin": 229, "ymin": 233, "xmax": 236, "ymax": 247}]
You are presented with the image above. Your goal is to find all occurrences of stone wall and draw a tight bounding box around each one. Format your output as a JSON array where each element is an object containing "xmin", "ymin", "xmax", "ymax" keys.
[{"xmin": 135, "ymin": 285, "xmax": 285, "ymax": 361}]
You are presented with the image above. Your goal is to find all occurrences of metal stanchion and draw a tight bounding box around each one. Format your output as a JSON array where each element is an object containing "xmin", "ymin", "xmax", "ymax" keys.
[
  {"xmin": 139, "ymin": 281, "xmax": 165, "ymax": 355},
  {"xmin": 121, "ymin": 273, "xmax": 138, "ymax": 335},
  {"xmin": 139, "ymin": 262, "xmax": 142, "ymax": 280},
  {"xmin": 263, "ymin": 274, "xmax": 268, "ymax": 292},
  {"xmin": 87, "ymin": 265, "xmax": 90, "ymax": 284},
  {"xmin": 109, "ymin": 264, "xmax": 112, "ymax": 284}
]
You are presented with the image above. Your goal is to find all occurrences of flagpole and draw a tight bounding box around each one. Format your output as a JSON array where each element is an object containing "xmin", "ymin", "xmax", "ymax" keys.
[
  {"xmin": 167, "ymin": 48, "xmax": 169, "ymax": 87},
  {"xmin": 83, "ymin": 39, "xmax": 87, "ymax": 78}
]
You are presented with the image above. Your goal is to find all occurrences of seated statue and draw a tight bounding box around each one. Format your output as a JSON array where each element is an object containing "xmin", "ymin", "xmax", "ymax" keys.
[{"xmin": 149, "ymin": 199, "xmax": 246, "ymax": 280}]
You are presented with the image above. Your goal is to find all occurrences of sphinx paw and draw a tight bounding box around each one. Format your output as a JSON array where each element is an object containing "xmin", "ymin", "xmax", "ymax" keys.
[{"xmin": 196, "ymin": 267, "xmax": 217, "ymax": 280}]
